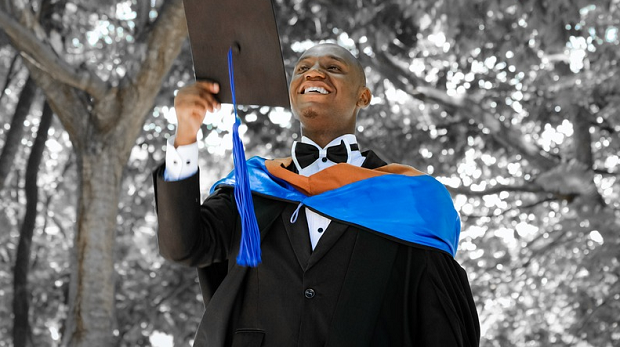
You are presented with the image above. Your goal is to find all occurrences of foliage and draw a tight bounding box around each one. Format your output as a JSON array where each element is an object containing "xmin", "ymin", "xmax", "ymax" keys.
[{"xmin": 0, "ymin": 0, "xmax": 619, "ymax": 346}]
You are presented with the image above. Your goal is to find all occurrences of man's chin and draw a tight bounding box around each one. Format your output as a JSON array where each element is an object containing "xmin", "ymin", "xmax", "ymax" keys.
[{"xmin": 300, "ymin": 109, "xmax": 319, "ymax": 119}]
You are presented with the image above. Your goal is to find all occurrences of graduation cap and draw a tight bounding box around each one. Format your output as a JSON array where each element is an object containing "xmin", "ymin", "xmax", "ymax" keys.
[
  {"xmin": 183, "ymin": 0, "xmax": 290, "ymax": 267},
  {"xmin": 183, "ymin": 0, "xmax": 290, "ymax": 107}
]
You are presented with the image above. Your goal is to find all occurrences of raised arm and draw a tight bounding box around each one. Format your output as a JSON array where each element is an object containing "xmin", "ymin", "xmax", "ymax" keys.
[{"xmin": 152, "ymin": 80, "xmax": 236, "ymax": 267}]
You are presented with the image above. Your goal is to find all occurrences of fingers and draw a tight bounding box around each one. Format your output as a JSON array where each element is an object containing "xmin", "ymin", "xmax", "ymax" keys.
[
  {"xmin": 176, "ymin": 81, "xmax": 221, "ymax": 112},
  {"xmin": 175, "ymin": 94, "xmax": 215, "ymax": 114},
  {"xmin": 172, "ymin": 81, "xmax": 223, "ymax": 144},
  {"xmin": 193, "ymin": 81, "xmax": 220, "ymax": 110},
  {"xmin": 195, "ymin": 80, "xmax": 219, "ymax": 94}
]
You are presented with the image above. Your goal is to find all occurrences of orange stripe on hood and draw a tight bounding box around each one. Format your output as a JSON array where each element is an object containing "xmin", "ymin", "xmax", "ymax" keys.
[{"xmin": 265, "ymin": 158, "xmax": 426, "ymax": 196}]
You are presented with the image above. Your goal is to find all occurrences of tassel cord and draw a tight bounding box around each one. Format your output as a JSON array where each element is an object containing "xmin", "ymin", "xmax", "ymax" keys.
[{"xmin": 228, "ymin": 48, "xmax": 262, "ymax": 266}]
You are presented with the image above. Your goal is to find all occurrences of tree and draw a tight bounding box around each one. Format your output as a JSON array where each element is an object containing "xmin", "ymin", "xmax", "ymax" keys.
[
  {"xmin": 0, "ymin": 0, "xmax": 618, "ymax": 346},
  {"xmin": 0, "ymin": 0, "xmax": 187, "ymax": 344}
]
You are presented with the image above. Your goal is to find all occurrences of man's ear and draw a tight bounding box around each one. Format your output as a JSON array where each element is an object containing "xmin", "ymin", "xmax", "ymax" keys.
[{"xmin": 357, "ymin": 87, "xmax": 372, "ymax": 108}]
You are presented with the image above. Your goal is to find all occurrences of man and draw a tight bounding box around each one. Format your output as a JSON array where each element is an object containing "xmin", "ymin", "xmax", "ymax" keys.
[{"xmin": 153, "ymin": 43, "xmax": 480, "ymax": 346}]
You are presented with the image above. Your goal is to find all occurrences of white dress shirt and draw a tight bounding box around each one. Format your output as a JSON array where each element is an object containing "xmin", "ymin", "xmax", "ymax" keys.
[
  {"xmin": 164, "ymin": 134, "xmax": 364, "ymax": 250},
  {"xmin": 163, "ymin": 137, "xmax": 199, "ymax": 181},
  {"xmin": 291, "ymin": 135, "xmax": 364, "ymax": 249}
]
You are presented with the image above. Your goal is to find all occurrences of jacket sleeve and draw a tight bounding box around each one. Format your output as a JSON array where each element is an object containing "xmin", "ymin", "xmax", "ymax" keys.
[
  {"xmin": 412, "ymin": 249, "xmax": 481, "ymax": 347},
  {"xmin": 152, "ymin": 164, "xmax": 238, "ymax": 267}
]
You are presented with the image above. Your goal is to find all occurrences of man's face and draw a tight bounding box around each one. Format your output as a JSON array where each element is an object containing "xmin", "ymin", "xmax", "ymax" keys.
[{"xmin": 289, "ymin": 44, "xmax": 370, "ymax": 138}]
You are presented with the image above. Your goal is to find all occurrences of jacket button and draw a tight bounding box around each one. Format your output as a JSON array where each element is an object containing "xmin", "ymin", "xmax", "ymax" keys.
[{"xmin": 304, "ymin": 288, "xmax": 315, "ymax": 299}]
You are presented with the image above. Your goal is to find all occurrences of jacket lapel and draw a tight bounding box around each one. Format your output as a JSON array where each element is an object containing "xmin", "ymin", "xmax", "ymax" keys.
[
  {"xmin": 281, "ymin": 204, "xmax": 312, "ymax": 269},
  {"xmin": 306, "ymin": 221, "xmax": 349, "ymax": 270}
]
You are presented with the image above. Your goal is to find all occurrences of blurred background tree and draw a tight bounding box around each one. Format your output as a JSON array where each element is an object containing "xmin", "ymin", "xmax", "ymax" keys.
[{"xmin": 0, "ymin": 0, "xmax": 618, "ymax": 346}]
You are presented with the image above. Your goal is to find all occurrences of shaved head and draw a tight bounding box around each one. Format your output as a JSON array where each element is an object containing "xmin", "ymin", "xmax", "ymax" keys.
[{"xmin": 297, "ymin": 43, "xmax": 366, "ymax": 86}]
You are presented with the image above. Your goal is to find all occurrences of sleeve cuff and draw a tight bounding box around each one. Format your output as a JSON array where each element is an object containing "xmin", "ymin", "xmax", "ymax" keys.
[{"xmin": 164, "ymin": 136, "xmax": 199, "ymax": 181}]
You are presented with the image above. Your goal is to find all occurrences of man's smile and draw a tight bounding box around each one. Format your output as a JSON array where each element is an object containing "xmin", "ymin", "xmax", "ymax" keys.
[
  {"xmin": 298, "ymin": 83, "xmax": 332, "ymax": 95},
  {"xmin": 302, "ymin": 86, "xmax": 330, "ymax": 94}
]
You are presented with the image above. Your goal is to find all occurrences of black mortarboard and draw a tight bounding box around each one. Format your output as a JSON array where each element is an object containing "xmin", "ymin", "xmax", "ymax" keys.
[{"xmin": 183, "ymin": 0, "xmax": 290, "ymax": 108}]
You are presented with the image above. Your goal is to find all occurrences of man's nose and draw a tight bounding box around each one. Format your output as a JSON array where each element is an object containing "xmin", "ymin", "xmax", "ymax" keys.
[{"xmin": 305, "ymin": 66, "xmax": 326, "ymax": 79}]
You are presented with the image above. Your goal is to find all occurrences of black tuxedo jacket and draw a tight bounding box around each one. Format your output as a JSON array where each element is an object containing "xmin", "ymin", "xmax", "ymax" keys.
[{"xmin": 153, "ymin": 151, "xmax": 480, "ymax": 346}]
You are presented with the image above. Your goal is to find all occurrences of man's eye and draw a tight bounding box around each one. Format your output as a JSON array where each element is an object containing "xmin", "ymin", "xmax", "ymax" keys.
[
  {"xmin": 327, "ymin": 65, "xmax": 341, "ymax": 71},
  {"xmin": 296, "ymin": 66, "xmax": 309, "ymax": 73}
]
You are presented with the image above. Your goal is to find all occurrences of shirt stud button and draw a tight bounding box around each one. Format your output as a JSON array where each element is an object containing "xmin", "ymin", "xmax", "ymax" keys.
[
  {"xmin": 321, "ymin": 157, "xmax": 328, "ymax": 162},
  {"xmin": 304, "ymin": 288, "xmax": 315, "ymax": 299},
  {"xmin": 317, "ymin": 228, "xmax": 324, "ymax": 233}
]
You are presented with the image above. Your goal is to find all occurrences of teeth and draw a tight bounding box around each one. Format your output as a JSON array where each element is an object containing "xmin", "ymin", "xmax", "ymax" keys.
[{"xmin": 304, "ymin": 86, "xmax": 329, "ymax": 94}]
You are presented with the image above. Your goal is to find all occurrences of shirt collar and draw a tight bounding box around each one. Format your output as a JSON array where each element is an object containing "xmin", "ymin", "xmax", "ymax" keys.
[{"xmin": 300, "ymin": 134, "xmax": 359, "ymax": 150}]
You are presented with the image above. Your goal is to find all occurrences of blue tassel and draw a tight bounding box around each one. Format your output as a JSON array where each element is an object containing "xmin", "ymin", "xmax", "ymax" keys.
[{"xmin": 228, "ymin": 48, "xmax": 261, "ymax": 267}]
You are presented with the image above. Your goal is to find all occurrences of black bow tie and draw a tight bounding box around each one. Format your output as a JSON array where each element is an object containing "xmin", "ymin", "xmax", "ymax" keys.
[{"xmin": 294, "ymin": 140, "xmax": 359, "ymax": 168}]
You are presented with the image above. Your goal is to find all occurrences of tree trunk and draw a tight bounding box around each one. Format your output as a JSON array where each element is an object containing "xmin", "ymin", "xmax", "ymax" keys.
[
  {"xmin": 12, "ymin": 101, "xmax": 53, "ymax": 347},
  {"xmin": 0, "ymin": 1, "xmax": 187, "ymax": 344},
  {"xmin": 61, "ymin": 138, "xmax": 126, "ymax": 347},
  {"xmin": 0, "ymin": 75, "xmax": 38, "ymax": 191}
]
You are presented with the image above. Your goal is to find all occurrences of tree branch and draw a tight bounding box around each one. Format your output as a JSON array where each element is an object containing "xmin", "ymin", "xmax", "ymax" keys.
[
  {"xmin": 0, "ymin": 75, "xmax": 38, "ymax": 192},
  {"xmin": 462, "ymin": 196, "xmax": 556, "ymax": 219},
  {"xmin": 0, "ymin": 8, "xmax": 108, "ymax": 100},
  {"xmin": 113, "ymin": 0, "xmax": 187, "ymax": 148},
  {"xmin": 24, "ymin": 61, "xmax": 89, "ymax": 146},
  {"xmin": 359, "ymin": 50, "xmax": 558, "ymax": 171},
  {"xmin": 12, "ymin": 100, "xmax": 53, "ymax": 347},
  {"xmin": 572, "ymin": 107, "xmax": 594, "ymax": 167},
  {"xmin": 0, "ymin": 52, "xmax": 21, "ymax": 105},
  {"xmin": 130, "ymin": 0, "xmax": 187, "ymax": 91},
  {"xmin": 569, "ymin": 284, "xmax": 620, "ymax": 345},
  {"xmin": 447, "ymin": 182, "xmax": 545, "ymax": 196}
]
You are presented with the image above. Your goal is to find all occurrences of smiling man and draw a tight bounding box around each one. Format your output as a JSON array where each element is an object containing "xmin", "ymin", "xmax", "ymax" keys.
[
  {"xmin": 290, "ymin": 44, "xmax": 370, "ymax": 147},
  {"xmin": 153, "ymin": 43, "xmax": 480, "ymax": 347}
]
